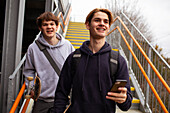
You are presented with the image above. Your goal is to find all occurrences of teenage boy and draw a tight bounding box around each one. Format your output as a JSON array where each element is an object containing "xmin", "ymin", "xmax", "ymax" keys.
[
  {"xmin": 54, "ymin": 8, "xmax": 132, "ymax": 113},
  {"xmin": 23, "ymin": 12, "xmax": 75, "ymax": 113}
]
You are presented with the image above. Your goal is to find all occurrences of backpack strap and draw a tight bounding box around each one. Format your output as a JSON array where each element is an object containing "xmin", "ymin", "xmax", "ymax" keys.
[
  {"xmin": 109, "ymin": 50, "xmax": 119, "ymax": 84},
  {"xmin": 71, "ymin": 49, "xmax": 81, "ymax": 77},
  {"xmin": 35, "ymin": 40, "xmax": 61, "ymax": 76}
]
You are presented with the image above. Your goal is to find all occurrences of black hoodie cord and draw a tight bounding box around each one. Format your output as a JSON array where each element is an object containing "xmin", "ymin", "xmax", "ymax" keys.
[{"xmin": 98, "ymin": 54, "xmax": 102, "ymax": 91}]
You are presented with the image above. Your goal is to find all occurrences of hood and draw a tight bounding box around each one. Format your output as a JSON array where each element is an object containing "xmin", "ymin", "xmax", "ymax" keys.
[
  {"xmin": 37, "ymin": 32, "xmax": 66, "ymax": 49},
  {"xmin": 79, "ymin": 40, "xmax": 112, "ymax": 92}
]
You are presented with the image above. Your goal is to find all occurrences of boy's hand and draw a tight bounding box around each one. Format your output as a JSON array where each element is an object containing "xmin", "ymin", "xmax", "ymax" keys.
[
  {"xmin": 106, "ymin": 87, "xmax": 127, "ymax": 103},
  {"xmin": 30, "ymin": 90, "xmax": 35, "ymax": 98}
]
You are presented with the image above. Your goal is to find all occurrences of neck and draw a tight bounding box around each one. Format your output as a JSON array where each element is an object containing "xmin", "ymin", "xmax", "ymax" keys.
[
  {"xmin": 44, "ymin": 36, "xmax": 59, "ymax": 45},
  {"xmin": 89, "ymin": 38, "xmax": 105, "ymax": 54}
]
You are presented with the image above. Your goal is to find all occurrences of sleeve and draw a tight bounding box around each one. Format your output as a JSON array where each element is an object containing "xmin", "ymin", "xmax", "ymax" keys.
[
  {"xmin": 23, "ymin": 47, "xmax": 36, "ymax": 87},
  {"xmin": 116, "ymin": 55, "xmax": 133, "ymax": 111},
  {"xmin": 54, "ymin": 53, "xmax": 73, "ymax": 113}
]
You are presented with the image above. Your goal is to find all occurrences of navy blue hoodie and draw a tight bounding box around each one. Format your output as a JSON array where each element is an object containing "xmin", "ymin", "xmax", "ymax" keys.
[{"xmin": 54, "ymin": 41, "xmax": 132, "ymax": 113}]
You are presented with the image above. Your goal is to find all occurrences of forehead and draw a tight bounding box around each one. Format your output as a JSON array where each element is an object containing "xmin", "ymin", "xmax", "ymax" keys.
[
  {"xmin": 92, "ymin": 11, "xmax": 109, "ymax": 20},
  {"xmin": 42, "ymin": 20, "xmax": 55, "ymax": 24}
]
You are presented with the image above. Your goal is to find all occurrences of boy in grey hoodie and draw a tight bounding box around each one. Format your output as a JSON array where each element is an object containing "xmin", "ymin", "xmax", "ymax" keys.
[{"xmin": 23, "ymin": 12, "xmax": 75, "ymax": 113}]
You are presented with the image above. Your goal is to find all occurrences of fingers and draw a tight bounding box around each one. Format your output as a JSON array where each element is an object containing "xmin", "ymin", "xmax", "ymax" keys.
[
  {"xmin": 106, "ymin": 87, "xmax": 127, "ymax": 103},
  {"xmin": 30, "ymin": 90, "xmax": 35, "ymax": 98},
  {"xmin": 106, "ymin": 93, "xmax": 127, "ymax": 103},
  {"xmin": 118, "ymin": 87, "xmax": 127, "ymax": 93}
]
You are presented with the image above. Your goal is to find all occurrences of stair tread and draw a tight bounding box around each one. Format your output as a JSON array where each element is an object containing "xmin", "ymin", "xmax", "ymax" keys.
[
  {"xmin": 132, "ymin": 97, "xmax": 140, "ymax": 103},
  {"xmin": 116, "ymin": 108, "xmax": 143, "ymax": 113}
]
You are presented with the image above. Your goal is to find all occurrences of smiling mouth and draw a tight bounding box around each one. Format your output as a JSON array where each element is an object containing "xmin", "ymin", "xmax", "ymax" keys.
[
  {"xmin": 96, "ymin": 28, "xmax": 106, "ymax": 31},
  {"xmin": 47, "ymin": 30, "xmax": 53, "ymax": 33}
]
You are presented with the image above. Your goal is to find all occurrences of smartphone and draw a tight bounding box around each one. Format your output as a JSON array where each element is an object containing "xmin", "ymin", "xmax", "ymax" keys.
[{"xmin": 110, "ymin": 80, "xmax": 127, "ymax": 93}]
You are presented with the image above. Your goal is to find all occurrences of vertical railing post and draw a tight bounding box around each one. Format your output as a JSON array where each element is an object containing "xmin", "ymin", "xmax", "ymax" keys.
[
  {"xmin": 145, "ymin": 47, "xmax": 151, "ymax": 112},
  {"xmin": 118, "ymin": 14, "xmax": 122, "ymax": 49},
  {"xmin": 129, "ymin": 25, "xmax": 133, "ymax": 69}
]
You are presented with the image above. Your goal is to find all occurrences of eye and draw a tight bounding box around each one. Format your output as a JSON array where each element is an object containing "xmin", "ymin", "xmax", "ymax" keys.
[
  {"xmin": 42, "ymin": 23, "xmax": 47, "ymax": 26},
  {"xmin": 104, "ymin": 19, "xmax": 109, "ymax": 24},
  {"xmin": 50, "ymin": 23, "xmax": 54, "ymax": 26},
  {"xmin": 94, "ymin": 19, "xmax": 100, "ymax": 22}
]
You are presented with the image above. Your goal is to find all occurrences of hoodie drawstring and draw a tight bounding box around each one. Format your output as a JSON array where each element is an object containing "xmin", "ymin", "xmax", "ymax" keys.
[{"xmin": 98, "ymin": 54, "xmax": 102, "ymax": 91}]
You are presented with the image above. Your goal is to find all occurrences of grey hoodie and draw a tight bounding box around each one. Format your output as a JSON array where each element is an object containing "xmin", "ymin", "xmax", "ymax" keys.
[{"xmin": 23, "ymin": 33, "xmax": 75, "ymax": 101}]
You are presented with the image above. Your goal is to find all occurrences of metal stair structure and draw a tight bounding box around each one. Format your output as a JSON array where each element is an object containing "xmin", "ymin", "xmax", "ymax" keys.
[
  {"xmin": 66, "ymin": 22, "xmax": 90, "ymax": 48},
  {"xmin": 65, "ymin": 21, "xmax": 142, "ymax": 113},
  {"xmin": 2, "ymin": 1, "xmax": 169, "ymax": 112}
]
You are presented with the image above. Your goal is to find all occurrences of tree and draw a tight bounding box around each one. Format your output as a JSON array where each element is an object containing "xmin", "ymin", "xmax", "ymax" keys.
[{"xmin": 104, "ymin": 0, "xmax": 153, "ymax": 42}]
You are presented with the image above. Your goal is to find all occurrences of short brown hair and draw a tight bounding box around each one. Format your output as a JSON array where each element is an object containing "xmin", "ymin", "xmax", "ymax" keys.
[
  {"xmin": 36, "ymin": 12, "xmax": 59, "ymax": 28},
  {"xmin": 85, "ymin": 8, "xmax": 114, "ymax": 26}
]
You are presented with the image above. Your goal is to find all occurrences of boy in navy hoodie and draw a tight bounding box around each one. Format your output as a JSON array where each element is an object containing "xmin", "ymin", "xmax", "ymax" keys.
[{"xmin": 54, "ymin": 8, "xmax": 132, "ymax": 113}]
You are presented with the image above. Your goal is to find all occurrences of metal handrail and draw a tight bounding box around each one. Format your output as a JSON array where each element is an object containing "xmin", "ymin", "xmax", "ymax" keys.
[
  {"xmin": 9, "ymin": 82, "xmax": 26, "ymax": 113},
  {"xmin": 9, "ymin": 55, "xmax": 26, "ymax": 79},
  {"xmin": 108, "ymin": 25, "xmax": 168, "ymax": 113},
  {"xmin": 108, "ymin": 16, "xmax": 170, "ymax": 94},
  {"xmin": 121, "ymin": 11, "xmax": 170, "ymax": 69},
  {"xmin": 9, "ymin": 5, "xmax": 72, "ymax": 112},
  {"xmin": 57, "ymin": 7, "xmax": 72, "ymax": 33}
]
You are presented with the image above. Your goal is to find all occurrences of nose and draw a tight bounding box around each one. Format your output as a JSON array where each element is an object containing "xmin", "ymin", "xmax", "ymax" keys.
[
  {"xmin": 98, "ymin": 20, "xmax": 105, "ymax": 27},
  {"xmin": 100, "ymin": 20, "xmax": 105, "ymax": 25},
  {"xmin": 47, "ymin": 24, "xmax": 52, "ymax": 28},
  {"xmin": 99, "ymin": 22, "xmax": 105, "ymax": 27}
]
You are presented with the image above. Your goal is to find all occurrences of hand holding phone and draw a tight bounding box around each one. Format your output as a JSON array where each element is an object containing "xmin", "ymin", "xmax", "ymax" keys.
[{"xmin": 110, "ymin": 80, "xmax": 127, "ymax": 93}]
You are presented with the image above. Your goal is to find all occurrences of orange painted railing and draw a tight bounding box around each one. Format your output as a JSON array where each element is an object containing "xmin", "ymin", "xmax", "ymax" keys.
[
  {"xmin": 108, "ymin": 17, "xmax": 169, "ymax": 113},
  {"xmin": 108, "ymin": 16, "xmax": 170, "ymax": 94},
  {"xmin": 57, "ymin": 7, "xmax": 72, "ymax": 33},
  {"xmin": 9, "ymin": 82, "xmax": 26, "ymax": 113}
]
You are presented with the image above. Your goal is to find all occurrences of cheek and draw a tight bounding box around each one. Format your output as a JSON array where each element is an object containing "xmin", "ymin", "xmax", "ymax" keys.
[{"xmin": 41, "ymin": 27, "xmax": 46, "ymax": 31}]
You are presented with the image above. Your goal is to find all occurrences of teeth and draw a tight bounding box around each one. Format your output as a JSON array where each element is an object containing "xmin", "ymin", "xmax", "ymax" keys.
[
  {"xmin": 47, "ymin": 30, "xmax": 53, "ymax": 32},
  {"xmin": 97, "ymin": 28, "xmax": 105, "ymax": 31}
]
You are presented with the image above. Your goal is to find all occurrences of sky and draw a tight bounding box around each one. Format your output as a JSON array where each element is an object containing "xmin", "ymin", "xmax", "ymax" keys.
[{"xmin": 69, "ymin": 0, "xmax": 170, "ymax": 58}]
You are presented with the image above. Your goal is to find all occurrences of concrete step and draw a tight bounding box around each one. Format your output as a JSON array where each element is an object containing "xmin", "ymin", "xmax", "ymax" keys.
[{"xmin": 131, "ymin": 97, "xmax": 140, "ymax": 110}]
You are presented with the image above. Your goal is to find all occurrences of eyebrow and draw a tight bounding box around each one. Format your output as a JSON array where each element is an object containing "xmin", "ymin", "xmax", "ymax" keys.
[{"xmin": 94, "ymin": 18, "xmax": 109, "ymax": 21}]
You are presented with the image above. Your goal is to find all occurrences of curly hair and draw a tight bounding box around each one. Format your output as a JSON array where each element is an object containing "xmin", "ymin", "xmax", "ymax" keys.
[{"xmin": 36, "ymin": 12, "xmax": 59, "ymax": 28}]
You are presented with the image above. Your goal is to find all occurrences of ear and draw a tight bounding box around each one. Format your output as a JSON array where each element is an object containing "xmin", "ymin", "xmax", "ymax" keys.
[
  {"xmin": 55, "ymin": 25, "xmax": 59, "ymax": 32},
  {"xmin": 56, "ymin": 24, "xmax": 59, "ymax": 30},
  {"xmin": 85, "ymin": 22, "xmax": 90, "ymax": 30},
  {"xmin": 38, "ymin": 27, "xmax": 42, "ymax": 31}
]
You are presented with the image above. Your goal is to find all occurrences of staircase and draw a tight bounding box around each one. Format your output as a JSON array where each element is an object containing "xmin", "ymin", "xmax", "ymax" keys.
[
  {"xmin": 65, "ymin": 22, "xmax": 142, "ymax": 113},
  {"xmin": 65, "ymin": 22, "xmax": 89, "ymax": 48}
]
